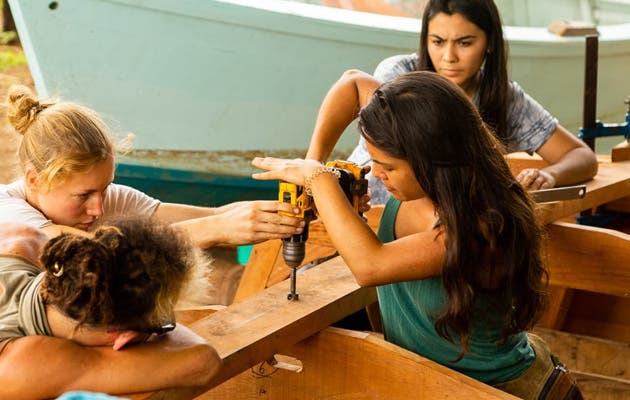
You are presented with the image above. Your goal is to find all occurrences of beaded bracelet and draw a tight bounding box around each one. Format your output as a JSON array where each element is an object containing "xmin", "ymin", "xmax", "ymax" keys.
[{"xmin": 304, "ymin": 167, "xmax": 341, "ymax": 196}]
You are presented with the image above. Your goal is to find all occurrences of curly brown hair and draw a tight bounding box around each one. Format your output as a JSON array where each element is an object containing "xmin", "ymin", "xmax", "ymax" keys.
[{"xmin": 39, "ymin": 217, "xmax": 196, "ymax": 332}]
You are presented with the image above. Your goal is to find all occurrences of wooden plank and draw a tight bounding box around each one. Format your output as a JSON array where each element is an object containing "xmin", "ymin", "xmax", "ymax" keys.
[
  {"xmin": 561, "ymin": 292, "xmax": 630, "ymax": 343},
  {"xmin": 547, "ymin": 20, "xmax": 599, "ymax": 37},
  {"xmin": 233, "ymin": 239, "xmax": 282, "ymax": 302},
  {"xmin": 545, "ymin": 222, "xmax": 630, "ymax": 297},
  {"xmin": 174, "ymin": 306, "xmax": 222, "ymax": 326},
  {"xmin": 611, "ymin": 139, "xmax": 630, "ymax": 162},
  {"xmin": 563, "ymin": 318, "xmax": 630, "ymax": 344},
  {"xmin": 135, "ymin": 258, "xmax": 377, "ymax": 399},
  {"xmin": 572, "ymin": 372, "xmax": 630, "ymax": 400},
  {"xmin": 537, "ymin": 286, "xmax": 575, "ymax": 330},
  {"xmin": 603, "ymin": 195, "xmax": 630, "ymax": 215},
  {"xmin": 538, "ymin": 158, "xmax": 630, "ymax": 224},
  {"xmin": 504, "ymin": 154, "xmax": 630, "ymax": 223},
  {"xmin": 201, "ymin": 327, "xmax": 517, "ymax": 400},
  {"xmin": 533, "ymin": 328, "xmax": 630, "ymax": 379},
  {"xmin": 191, "ymin": 256, "xmax": 378, "ymax": 388}
]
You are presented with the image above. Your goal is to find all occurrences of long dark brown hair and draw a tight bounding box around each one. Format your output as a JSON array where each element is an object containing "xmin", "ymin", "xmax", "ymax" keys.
[
  {"xmin": 359, "ymin": 71, "xmax": 547, "ymax": 357},
  {"xmin": 39, "ymin": 217, "xmax": 196, "ymax": 332},
  {"xmin": 417, "ymin": 0, "xmax": 509, "ymax": 143}
]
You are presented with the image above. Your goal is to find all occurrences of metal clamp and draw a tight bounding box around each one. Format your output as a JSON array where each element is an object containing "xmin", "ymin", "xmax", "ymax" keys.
[{"xmin": 531, "ymin": 185, "xmax": 587, "ymax": 203}]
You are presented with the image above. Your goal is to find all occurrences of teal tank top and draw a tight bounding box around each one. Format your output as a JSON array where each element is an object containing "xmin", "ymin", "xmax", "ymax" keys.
[{"xmin": 376, "ymin": 198, "xmax": 534, "ymax": 384}]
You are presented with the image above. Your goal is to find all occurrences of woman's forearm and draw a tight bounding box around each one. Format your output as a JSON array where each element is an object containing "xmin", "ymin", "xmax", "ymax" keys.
[
  {"xmin": 0, "ymin": 326, "xmax": 221, "ymax": 399},
  {"xmin": 541, "ymin": 146, "xmax": 598, "ymax": 186},
  {"xmin": 535, "ymin": 125, "xmax": 599, "ymax": 186},
  {"xmin": 306, "ymin": 70, "xmax": 380, "ymax": 162}
]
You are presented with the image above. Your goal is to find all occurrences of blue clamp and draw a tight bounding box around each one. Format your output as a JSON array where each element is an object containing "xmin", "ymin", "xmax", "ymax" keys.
[{"xmin": 579, "ymin": 97, "xmax": 630, "ymax": 141}]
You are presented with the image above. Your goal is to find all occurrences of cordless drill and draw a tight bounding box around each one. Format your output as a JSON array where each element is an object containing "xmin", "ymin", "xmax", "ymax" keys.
[{"xmin": 278, "ymin": 160, "xmax": 368, "ymax": 301}]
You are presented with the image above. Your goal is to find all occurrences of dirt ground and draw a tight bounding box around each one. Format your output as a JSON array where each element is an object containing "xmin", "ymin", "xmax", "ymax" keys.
[{"xmin": 0, "ymin": 45, "xmax": 32, "ymax": 184}]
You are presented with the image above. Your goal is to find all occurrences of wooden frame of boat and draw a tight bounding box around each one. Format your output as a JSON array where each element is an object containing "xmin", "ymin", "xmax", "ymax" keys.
[{"xmin": 127, "ymin": 149, "xmax": 630, "ymax": 400}]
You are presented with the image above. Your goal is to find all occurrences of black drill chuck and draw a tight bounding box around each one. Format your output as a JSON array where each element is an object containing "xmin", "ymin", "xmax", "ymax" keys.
[
  {"xmin": 282, "ymin": 240, "xmax": 306, "ymax": 268},
  {"xmin": 282, "ymin": 225, "xmax": 310, "ymax": 301}
]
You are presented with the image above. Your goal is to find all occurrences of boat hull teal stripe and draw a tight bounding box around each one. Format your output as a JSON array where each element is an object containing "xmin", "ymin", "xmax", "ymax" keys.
[{"xmin": 115, "ymin": 163, "xmax": 277, "ymax": 207}]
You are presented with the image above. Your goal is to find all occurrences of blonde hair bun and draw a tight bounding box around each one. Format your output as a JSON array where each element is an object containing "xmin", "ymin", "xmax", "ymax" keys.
[{"xmin": 6, "ymin": 85, "xmax": 53, "ymax": 134}]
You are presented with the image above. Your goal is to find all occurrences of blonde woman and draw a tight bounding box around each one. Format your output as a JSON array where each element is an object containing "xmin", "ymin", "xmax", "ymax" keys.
[{"xmin": 0, "ymin": 85, "xmax": 304, "ymax": 245}]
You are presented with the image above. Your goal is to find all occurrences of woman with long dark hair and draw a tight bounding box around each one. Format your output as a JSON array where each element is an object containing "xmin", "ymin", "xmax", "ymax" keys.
[{"xmin": 253, "ymin": 72, "xmax": 582, "ymax": 399}]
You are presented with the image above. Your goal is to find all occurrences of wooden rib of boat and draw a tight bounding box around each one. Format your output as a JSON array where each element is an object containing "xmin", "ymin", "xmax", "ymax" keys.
[{"xmin": 128, "ymin": 151, "xmax": 630, "ymax": 400}]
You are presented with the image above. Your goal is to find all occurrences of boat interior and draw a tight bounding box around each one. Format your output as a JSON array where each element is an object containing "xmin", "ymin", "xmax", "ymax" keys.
[{"xmin": 123, "ymin": 139, "xmax": 630, "ymax": 399}]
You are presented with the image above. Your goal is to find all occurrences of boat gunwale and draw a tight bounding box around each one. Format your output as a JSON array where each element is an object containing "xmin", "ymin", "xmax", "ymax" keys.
[{"xmin": 99, "ymin": 0, "xmax": 630, "ymax": 52}]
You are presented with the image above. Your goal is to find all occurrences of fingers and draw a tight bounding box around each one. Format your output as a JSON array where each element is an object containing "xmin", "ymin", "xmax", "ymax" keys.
[
  {"xmin": 245, "ymin": 231, "xmax": 301, "ymax": 244},
  {"xmin": 251, "ymin": 170, "xmax": 278, "ymax": 181},
  {"xmin": 251, "ymin": 157, "xmax": 324, "ymax": 186},
  {"xmin": 234, "ymin": 200, "xmax": 306, "ymax": 233},
  {"xmin": 516, "ymin": 169, "xmax": 535, "ymax": 188},
  {"xmin": 250, "ymin": 200, "xmax": 300, "ymax": 215},
  {"xmin": 251, "ymin": 157, "xmax": 281, "ymax": 181},
  {"xmin": 254, "ymin": 209, "xmax": 306, "ymax": 231},
  {"xmin": 251, "ymin": 156, "xmax": 278, "ymax": 169},
  {"xmin": 516, "ymin": 169, "xmax": 555, "ymax": 190},
  {"xmin": 534, "ymin": 177, "xmax": 552, "ymax": 190}
]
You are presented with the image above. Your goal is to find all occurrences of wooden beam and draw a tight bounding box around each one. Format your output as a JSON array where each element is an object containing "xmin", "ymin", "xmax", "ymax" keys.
[
  {"xmin": 533, "ymin": 328, "xmax": 630, "ymax": 379},
  {"xmin": 545, "ymin": 222, "xmax": 630, "ymax": 297},
  {"xmin": 233, "ymin": 240, "xmax": 282, "ymax": 302},
  {"xmin": 505, "ymin": 154, "xmax": 630, "ymax": 223},
  {"xmin": 561, "ymin": 292, "xmax": 630, "ymax": 343},
  {"xmin": 192, "ymin": 256, "xmax": 378, "ymax": 388},
  {"xmin": 611, "ymin": 139, "xmax": 630, "ymax": 162},
  {"xmin": 572, "ymin": 372, "xmax": 630, "ymax": 400},
  {"xmin": 537, "ymin": 286, "xmax": 575, "ymax": 330},
  {"xmin": 201, "ymin": 327, "xmax": 517, "ymax": 399},
  {"xmin": 602, "ymin": 196, "xmax": 630, "ymax": 215},
  {"xmin": 537, "ymin": 158, "xmax": 630, "ymax": 224},
  {"xmin": 134, "ymin": 258, "xmax": 376, "ymax": 399}
]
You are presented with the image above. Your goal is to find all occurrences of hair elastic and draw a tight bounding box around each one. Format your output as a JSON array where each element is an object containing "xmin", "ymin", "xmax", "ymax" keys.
[{"xmin": 52, "ymin": 262, "xmax": 64, "ymax": 277}]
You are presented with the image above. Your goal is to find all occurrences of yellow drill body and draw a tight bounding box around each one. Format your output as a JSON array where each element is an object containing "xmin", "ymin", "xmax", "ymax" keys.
[{"xmin": 278, "ymin": 160, "xmax": 367, "ymax": 301}]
